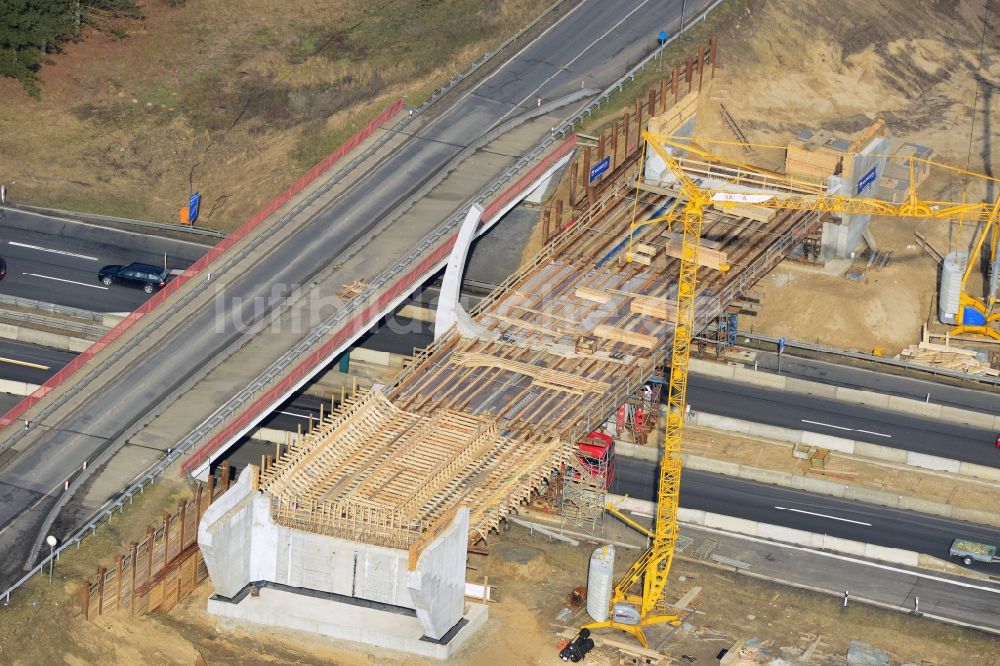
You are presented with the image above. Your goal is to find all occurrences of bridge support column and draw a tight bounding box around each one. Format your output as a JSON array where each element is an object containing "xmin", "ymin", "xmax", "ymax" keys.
[{"xmin": 435, "ymin": 204, "xmax": 489, "ymax": 341}]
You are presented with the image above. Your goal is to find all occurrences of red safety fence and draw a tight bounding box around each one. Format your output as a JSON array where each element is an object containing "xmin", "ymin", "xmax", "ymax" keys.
[
  {"xmin": 180, "ymin": 134, "xmax": 578, "ymax": 475},
  {"xmin": 0, "ymin": 99, "xmax": 406, "ymax": 430}
]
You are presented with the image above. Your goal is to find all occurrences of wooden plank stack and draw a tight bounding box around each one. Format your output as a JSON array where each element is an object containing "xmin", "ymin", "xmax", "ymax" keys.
[
  {"xmin": 898, "ymin": 341, "xmax": 999, "ymax": 376},
  {"xmin": 662, "ymin": 236, "xmax": 729, "ymax": 271},
  {"xmin": 647, "ymin": 91, "xmax": 699, "ymax": 136},
  {"xmin": 785, "ymin": 129, "xmax": 844, "ymax": 179}
]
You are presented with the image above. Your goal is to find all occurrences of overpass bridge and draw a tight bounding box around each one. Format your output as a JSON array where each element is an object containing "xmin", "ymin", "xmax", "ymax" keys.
[
  {"xmin": 250, "ymin": 166, "xmax": 823, "ymax": 551},
  {"xmin": 0, "ymin": 0, "xmax": 718, "ymax": 592},
  {"xmin": 196, "ymin": 135, "xmax": 822, "ymax": 651}
]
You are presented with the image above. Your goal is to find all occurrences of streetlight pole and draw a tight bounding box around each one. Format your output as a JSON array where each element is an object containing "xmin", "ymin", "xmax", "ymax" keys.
[{"xmin": 679, "ymin": 0, "xmax": 687, "ymax": 35}]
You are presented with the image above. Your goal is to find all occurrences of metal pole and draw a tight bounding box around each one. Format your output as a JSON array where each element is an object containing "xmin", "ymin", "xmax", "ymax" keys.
[
  {"xmin": 679, "ymin": 0, "xmax": 687, "ymax": 34},
  {"xmin": 48, "ymin": 545, "xmax": 54, "ymax": 583}
]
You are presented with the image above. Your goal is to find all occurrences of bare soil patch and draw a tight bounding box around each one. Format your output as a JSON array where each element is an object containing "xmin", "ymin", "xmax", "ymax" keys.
[{"xmin": 0, "ymin": 0, "xmax": 556, "ymax": 231}]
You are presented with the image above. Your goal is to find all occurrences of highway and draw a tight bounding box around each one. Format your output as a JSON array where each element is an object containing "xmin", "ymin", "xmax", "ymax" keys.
[
  {"xmin": 614, "ymin": 460, "xmax": 1000, "ymax": 567},
  {"xmin": 0, "ymin": 208, "xmax": 207, "ymax": 312},
  {"xmin": 0, "ymin": 0, "xmax": 714, "ymax": 587},
  {"xmin": 2, "ymin": 333, "xmax": 997, "ymax": 467},
  {"xmin": 688, "ymin": 375, "xmax": 1000, "ymax": 467}
]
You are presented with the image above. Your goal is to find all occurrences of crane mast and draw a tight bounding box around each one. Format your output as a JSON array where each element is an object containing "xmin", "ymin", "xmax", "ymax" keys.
[{"xmin": 584, "ymin": 129, "xmax": 1000, "ymax": 648}]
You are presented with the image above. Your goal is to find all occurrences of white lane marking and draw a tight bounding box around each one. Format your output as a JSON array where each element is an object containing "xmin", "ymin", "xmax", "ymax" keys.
[
  {"xmin": 22, "ymin": 273, "xmax": 108, "ymax": 290},
  {"xmin": 801, "ymin": 419, "xmax": 852, "ymax": 431},
  {"xmin": 801, "ymin": 419, "xmax": 892, "ymax": 438},
  {"xmin": 9, "ymin": 241, "xmax": 98, "ymax": 261},
  {"xmin": 278, "ymin": 410, "xmax": 310, "ymax": 419},
  {"xmin": 856, "ymin": 429, "xmax": 893, "ymax": 438},
  {"xmin": 774, "ymin": 505, "xmax": 872, "ymax": 527}
]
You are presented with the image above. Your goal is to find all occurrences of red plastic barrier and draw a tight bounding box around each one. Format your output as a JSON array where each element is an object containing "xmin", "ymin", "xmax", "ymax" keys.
[
  {"xmin": 0, "ymin": 99, "xmax": 406, "ymax": 429},
  {"xmin": 180, "ymin": 134, "xmax": 579, "ymax": 474}
]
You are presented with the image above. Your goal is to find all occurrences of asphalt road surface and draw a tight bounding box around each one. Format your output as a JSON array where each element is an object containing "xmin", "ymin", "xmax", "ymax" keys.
[
  {"xmin": 0, "ymin": 339, "xmax": 77, "ymax": 386},
  {"xmin": 688, "ymin": 375, "xmax": 1000, "ymax": 467},
  {"xmin": 754, "ymin": 350, "xmax": 1000, "ymax": 414},
  {"xmin": 0, "ymin": 0, "xmax": 714, "ymax": 588},
  {"xmin": 0, "ymin": 208, "xmax": 207, "ymax": 312},
  {"xmin": 614, "ymin": 460, "xmax": 1000, "ymax": 568},
  {"xmin": 2, "ymin": 333, "xmax": 997, "ymax": 468}
]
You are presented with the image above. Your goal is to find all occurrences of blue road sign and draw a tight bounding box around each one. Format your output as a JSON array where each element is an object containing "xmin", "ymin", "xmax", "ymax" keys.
[
  {"xmin": 856, "ymin": 166, "xmax": 877, "ymax": 195},
  {"xmin": 778, "ymin": 337, "xmax": 786, "ymax": 353},
  {"xmin": 589, "ymin": 156, "xmax": 611, "ymax": 183},
  {"xmin": 189, "ymin": 191, "xmax": 202, "ymax": 224},
  {"xmin": 658, "ymin": 30, "xmax": 668, "ymax": 45}
]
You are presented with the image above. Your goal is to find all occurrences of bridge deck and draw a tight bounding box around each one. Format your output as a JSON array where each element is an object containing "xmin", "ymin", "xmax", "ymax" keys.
[{"xmin": 259, "ymin": 165, "xmax": 823, "ymax": 550}]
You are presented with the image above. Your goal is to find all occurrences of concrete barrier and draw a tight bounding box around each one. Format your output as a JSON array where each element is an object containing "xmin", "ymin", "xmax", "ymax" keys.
[
  {"xmin": 703, "ymin": 513, "xmax": 757, "ymax": 534},
  {"xmin": 756, "ymin": 522, "xmax": 813, "ymax": 548},
  {"xmin": 0, "ymin": 323, "xmax": 93, "ymax": 353},
  {"xmin": 737, "ymin": 466, "xmax": 793, "ymax": 487},
  {"xmin": 733, "ymin": 366, "xmax": 786, "ymax": 388},
  {"xmin": 747, "ymin": 422, "xmax": 799, "ymax": 444},
  {"xmin": 689, "ymin": 358, "xmax": 736, "ymax": 380},
  {"xmin": 683, "ymin": 455, "xmax": 740, "ymax": 477},
  {"xmin": 898, "ymin": 495, "xmax": 952, "ymax": 517},
  {"xmin": 677, "ymin": 507, "xmax": 707, "ymax": 525},
  {"xmin": 835, "ymin": 387, "xmax": 890, "ymax": 409},
  {"xmin": 800, "ymin": 430, "xmax": 855, "ymax": 453},
  {"xmin": 784, "ymin": 377, "xmax": 838, "ymax": 398},
  {"xmin": 863, "ymin": 543, "xmax": 920, "ymax": 567},
  {"xmin": 940, "ymin": 405, "xmax": 996, "ymax": 428},
  {"xmin": 0, "ymin": 379, "xmax": 40, "ymax": 396},
  {"xmin": 843, "ymin": 486, "xmax": 900, "ymax": 509},
  {"xmin": 886, "ymin": 394, "xmax": 942, "ymax": 418},
  {"xmin": 906, "ymin": 451, "xmax": 961, "ymax": 473},
  {"xmin": 854, "ymin": 441, "xmax": 907, "ymax": 463},
  {"xmin": 821, "ymin": 534, "xmax": 868, "ymax": 558},
  {"xmin": 690, "ymin": 412, "xmax": 751, "ymax": 434},
  {"xmin": 616, "ymin": 441, "xmax": 658, "ymax": 461},
  {"xmin": 959, "ymin": 461, "xmax": 1000, "ymax": 483},
  {"xmin": 788, "ymin": 475, "xmax": 847, "ymax": 498},
  {"xmin": 950, "ymin": 506, "xmax": 1000, "ymax": 526}
]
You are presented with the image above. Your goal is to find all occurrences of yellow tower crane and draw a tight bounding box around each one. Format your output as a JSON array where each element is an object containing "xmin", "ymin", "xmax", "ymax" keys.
[{"xmin": 583, "ymin": 130, "xmax": 1000, "ymax": 648}]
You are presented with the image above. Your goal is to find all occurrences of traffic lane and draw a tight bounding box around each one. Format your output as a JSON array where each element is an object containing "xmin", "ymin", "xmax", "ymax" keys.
[
  {"xmin": 2, "ymin": 208, "xmax": 208, "ymax": 266},
  {"xmin": 0, "ymin": 245, "xmax": 149, "ymax": 313},
  {"xmin": 0, "ymin": 338, "xmax": 73, "ymax": 385},
  {"xmin": 753, "ymin": 351, "xmax": 1000, "ymax": 415},
  {"xmin": 613, "ymin": 460, "xmax": 1000, "ymax": 565},
  {"xmin": 687, "ymin": 375, "xmax": 999, "ymax": 467},
  {"xmin": 0, "ymin": 209, "xmax": 206, "ymax": 311},
  {"xmin": 478, "ymin": 0, "xmax": 709, "ymax": 106}
]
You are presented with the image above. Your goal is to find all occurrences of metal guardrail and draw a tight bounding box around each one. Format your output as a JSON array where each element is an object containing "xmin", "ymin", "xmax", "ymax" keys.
[
  {"xmin": 0, "ymin": 310, "xmax": 106, "ymax": 339},
  {"xmin": 0, "ymin": 294, "xmax": 110, "ymax": 325},
  {"xmin": 0, "ymin": 0, "xmax": 581, "ymax": 606},
  {"xmin": 740, "ymin": 330, "xmax": 1000, "ymax": 389},
  {"xmin": 12, "ymin": 204, "xmax": 227, "ymax": 240}
]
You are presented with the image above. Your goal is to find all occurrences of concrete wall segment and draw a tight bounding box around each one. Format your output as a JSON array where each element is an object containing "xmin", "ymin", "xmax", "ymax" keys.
[{"xmin": 905, "ymin": 451, "xmax": 961, "ymax": 473}]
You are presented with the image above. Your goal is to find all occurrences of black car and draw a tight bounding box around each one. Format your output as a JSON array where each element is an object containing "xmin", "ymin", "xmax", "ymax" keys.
[{"xmin": 98, "ymin": 262, "xmax": 170, "ymax": 294}]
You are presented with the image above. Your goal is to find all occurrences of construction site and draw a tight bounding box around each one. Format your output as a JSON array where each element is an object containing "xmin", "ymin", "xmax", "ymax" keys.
[{"xmin": 1, "ymin": 1, "xmax": 1000, "ymax": 665}]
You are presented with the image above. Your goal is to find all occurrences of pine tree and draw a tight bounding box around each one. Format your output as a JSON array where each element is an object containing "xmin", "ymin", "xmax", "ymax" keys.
[{"xmin": 0, "ymin": 0, "xmax": 73, "ymax": 96}]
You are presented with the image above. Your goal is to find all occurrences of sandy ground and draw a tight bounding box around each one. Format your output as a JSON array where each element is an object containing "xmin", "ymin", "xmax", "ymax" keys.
[{"xmin": 690, "ymin": 0, "xmax": 1000, "ymax": 354}]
